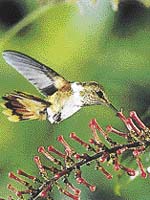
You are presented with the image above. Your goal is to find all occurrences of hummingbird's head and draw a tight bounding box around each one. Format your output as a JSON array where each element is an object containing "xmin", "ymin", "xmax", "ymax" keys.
[{"xmin": 82, "ymin": 81, "xmax": 118, "ymax": 113}]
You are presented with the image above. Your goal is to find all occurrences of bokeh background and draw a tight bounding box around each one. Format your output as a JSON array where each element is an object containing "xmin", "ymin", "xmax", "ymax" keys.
[{"xmin": 0, "ymin": 0, "xmax": 150, "ymax": 199}]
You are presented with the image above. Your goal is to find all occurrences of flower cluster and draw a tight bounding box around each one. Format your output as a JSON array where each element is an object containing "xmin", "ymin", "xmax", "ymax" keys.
[{"xmin": 1, "ymin": 111, "xmax": 150, "ymax": 200}]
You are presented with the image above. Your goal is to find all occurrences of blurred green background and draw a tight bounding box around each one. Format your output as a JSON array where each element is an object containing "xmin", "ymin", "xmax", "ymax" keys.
[{"xmin": 0, "ymin": 0, "xmax": 150, "ymax": 199}]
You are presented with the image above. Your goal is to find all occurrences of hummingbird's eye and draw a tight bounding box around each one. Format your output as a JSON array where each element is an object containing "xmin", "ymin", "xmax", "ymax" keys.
[{"xmin": 96, "ymin": 91, "xmax": 104, "ymax": 98}]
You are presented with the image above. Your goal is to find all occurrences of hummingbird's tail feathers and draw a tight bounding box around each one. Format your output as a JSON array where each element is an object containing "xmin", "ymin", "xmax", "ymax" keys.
[{"xmin": 1, "ymin": 91, "xmax": 50, "ymax": 122}]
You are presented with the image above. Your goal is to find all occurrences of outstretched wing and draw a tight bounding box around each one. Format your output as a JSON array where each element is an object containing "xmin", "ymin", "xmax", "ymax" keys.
[{"xmin": 2, "ymin": 50, "xmax": 69, "ymax": 96}]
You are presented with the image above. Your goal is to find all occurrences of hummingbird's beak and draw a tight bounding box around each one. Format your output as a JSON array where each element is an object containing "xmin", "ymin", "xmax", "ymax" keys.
[{"xmin": 109, "ymin": 103, "xmax": 119, "ymax": 113}]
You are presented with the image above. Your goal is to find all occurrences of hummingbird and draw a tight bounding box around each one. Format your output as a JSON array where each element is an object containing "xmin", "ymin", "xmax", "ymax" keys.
[{"xmin": 1, "ymin": 50, "xmax": 118, "ymax": 123}]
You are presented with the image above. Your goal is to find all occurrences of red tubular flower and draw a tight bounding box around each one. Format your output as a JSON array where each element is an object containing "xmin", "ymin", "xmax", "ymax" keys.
[
  {"xmin": 7, "ymin": 184, "xmax": 23, "ymax": 198},
  {"xmin": 130, "ymin": 111, "xmax": 146, "ymax": 130},
  {"xmin": 17, "ymin": 169, "xmax": 37, "ymax": 181},
  {"xmin": 117, "ymin": 112, "xmax": 133, "ymax": 131},
  {"xmin": 75, "ymin": 169, "xmax": 96, "ymax": 192},
  {"xmin": 67, "ymin": 182, "xmax": 81, "ymax": 196},
  {"xmin": 126, "ymin": 118, "xmax": 141, "ymax": 135},
  {"xmin": 89, "ymin": 119, "xmax": 116, "ymax": 146},
  {"xmin": 2, "ymin": 111, "xmax": 150, "ymax": 200},
  {"xmin": 97, "ymin": 165, "xmax": 113, "ymax": 179},
  {"xmin": 70, "ymin": 132, "xmax": 90, "ymax": 149},
  {"xmin": 106, "ymin": 125, "xmax": 128, "ymax": 139},
  {"xmin": 38, "ymin": 146, "xmax": 62, "ymax": 166},
  {"xmin": 89, "ymin": 119, "xmax": 108, "ymax": 138},
  {"xmin": 8, "ymin": 172, "xmax": 29, "ymax": 187},
  {"xmin": 120, "ymin": 165, "xmax": 136, "ymax": 176},
  {"xmin": 76, "ymin": 177, "xmax": 96, "ymax": 192},
  {"xmin": 89, "ymin": 119, "xmax": 102, "ymax": 143},
  {"xmin": 136, "ymin": 157, "xmax": 147, "ymax": 178},
  {"xmin": 34, "ymin": 156, "xmax": 47, "ymax": 175},
  {"xmin": 48, "ymin": 145, "xmax": 65, "ymax": 158},
  {"xmin": 113, "ymin": 157, "xmax": 120, "ymax": 171},
  {"xmin": 58, "ymin": 186, "xmax": 80, "ymax": 200},
  {"xmin": 57, "ymin": 135, "xmax": 75, "ymax": 156}
]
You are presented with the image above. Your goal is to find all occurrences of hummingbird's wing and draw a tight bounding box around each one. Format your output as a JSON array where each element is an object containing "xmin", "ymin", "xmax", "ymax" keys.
[{"xmin": 2, "ymin": 50, "xmax": 70, "ymax": 96}]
